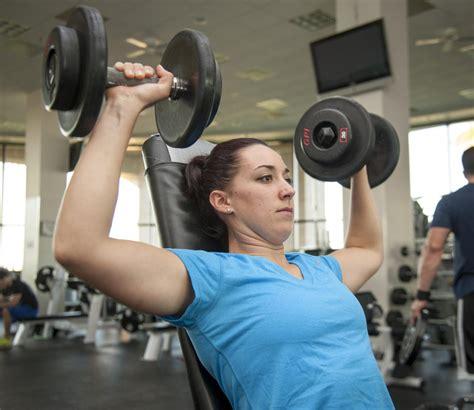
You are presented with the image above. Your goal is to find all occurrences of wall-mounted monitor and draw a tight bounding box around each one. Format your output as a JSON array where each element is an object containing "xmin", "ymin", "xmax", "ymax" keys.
[{"xmin": 310, "ymin": 19, "xmax": 392, "ymax": 96}]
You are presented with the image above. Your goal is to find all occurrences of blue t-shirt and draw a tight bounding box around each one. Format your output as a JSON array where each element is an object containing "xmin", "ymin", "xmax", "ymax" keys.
[
  {"xmin": 162, "ymin": 249, "xmax": 394, "ymax": 409},
  {"xmin": 431, "ymin": 183, "xmax": 474, "ymax": 299}
]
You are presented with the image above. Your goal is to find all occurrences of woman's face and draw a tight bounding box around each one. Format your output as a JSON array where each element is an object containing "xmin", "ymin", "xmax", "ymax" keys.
[{"xmin": 223, "ymin": 144, "xmax": 296, "ymax": 246}]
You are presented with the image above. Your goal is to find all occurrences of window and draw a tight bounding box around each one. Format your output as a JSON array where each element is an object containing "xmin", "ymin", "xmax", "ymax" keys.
[
  {"xmin": 409, "ymin": 120, "xmax": 474, "ymax": 219},
  {"xmin": 66, "ymin": 172, "xmax": 140, "ymax": 242},
  {"xmin": 324, "ymin": 182, "xmax": 344, "ymax": 249},
  {"xmin": 0, "ymin": 145, "xmax": 26, "ymax": 271}
]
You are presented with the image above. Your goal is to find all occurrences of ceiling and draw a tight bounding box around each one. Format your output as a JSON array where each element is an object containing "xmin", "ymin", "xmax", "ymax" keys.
[{"xmin": 0, "ymin": 0, "xmax": 473, "ymax": 145}]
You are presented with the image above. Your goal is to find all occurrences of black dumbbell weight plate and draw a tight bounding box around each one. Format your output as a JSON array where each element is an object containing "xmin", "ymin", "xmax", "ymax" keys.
[
  {"xmin": 386, "ymin": 310, "xmax": 403, "ymax": 327},
  {"xmin": 206, "ymin": 60, "xmax": 222, "ymax": 128},
  {"xmin": 391, "ymin": 287, "xmax": 409, "ymax": 305},
  {"xmin": 51, "ymin": 6, "xmax": 107, "ymax": 137},
  {"xmin": 35, "ymin": 266, "xmax": 55, "ymax": 293},
  {"xmin": 42, "ymin": 26, "xmax": 80, "ymax": 111},
  {"xmin": 398, "ymin": 264, "xmax": 416, "ymax": 282},
  {"xmin": 155, "ymin": 30, "xmax": 218, "ymax": 148},
  {"xmin": 339, "ymin": 113, "xmax": 400, "ymax": 188},
  {"xmin": 294, "ymin": 97, "xmax": 375, "ymax": 182},
  {"xmin": 398, "ymin": 309, "xmax": 429, "ymax": 365}
]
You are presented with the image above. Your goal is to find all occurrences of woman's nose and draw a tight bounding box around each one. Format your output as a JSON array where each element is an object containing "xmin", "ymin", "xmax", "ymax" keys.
[{"xmin": 279, "ymin": 181, "xmax": 295, "ymax": 200}]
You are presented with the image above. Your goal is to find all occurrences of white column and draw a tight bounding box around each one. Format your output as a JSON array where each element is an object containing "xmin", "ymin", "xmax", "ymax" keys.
[
  {"xmin": 336, "ymin": 0, "xmax": 414, "ymax": 312},
  {"xmin": 24, "ymin": 90, "xmax": 69, "ymax": 312},
  {"xmin": 138, "ymin": 175, "xmax": 160, "ymax": 247}
]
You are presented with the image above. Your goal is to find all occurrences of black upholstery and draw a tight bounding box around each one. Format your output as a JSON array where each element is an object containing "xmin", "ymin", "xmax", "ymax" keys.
[{"xmin": 142, "ymin": 134, "xmax": 232, "ymax": 410}]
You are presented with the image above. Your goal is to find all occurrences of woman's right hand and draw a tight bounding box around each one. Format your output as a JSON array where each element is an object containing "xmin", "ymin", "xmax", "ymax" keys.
[{"xmin": 106, "ymin": 62, "xmax": 174, "ymax": 112}]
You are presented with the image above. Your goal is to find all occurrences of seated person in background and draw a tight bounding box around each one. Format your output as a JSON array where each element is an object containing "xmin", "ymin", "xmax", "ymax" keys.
[
  {"xmin": 53, "ymin": 62, "xmax": 394, "ymax": 409},
  {"xmin": 0, "ymin": 267, "xmax": 39, "ymax": 347}
]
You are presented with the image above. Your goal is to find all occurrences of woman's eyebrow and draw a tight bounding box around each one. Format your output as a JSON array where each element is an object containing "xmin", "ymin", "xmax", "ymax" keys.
[{"xmin": 253, "ymin": 165, "xmax": 291, "ymax": 174}]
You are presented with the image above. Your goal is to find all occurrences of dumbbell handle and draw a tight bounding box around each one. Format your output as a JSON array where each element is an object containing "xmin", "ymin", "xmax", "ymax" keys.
[{"xmin": 105, "ymin": 67, "xmax": 188, "ymax": 100}]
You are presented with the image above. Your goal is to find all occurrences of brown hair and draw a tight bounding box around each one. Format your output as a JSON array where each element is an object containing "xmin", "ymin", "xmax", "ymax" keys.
[
  {"xmin": 185, "ymin": 138, "xmax": 269, "ymax": 239},
  {"xmin": 0, "ymin": 267, "xmax": 10, "ymax": 280}
]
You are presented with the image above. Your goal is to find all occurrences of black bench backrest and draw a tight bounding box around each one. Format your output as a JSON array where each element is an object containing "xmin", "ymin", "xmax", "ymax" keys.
[{"xmin": 142, "ymin": 135, "xmax": 231, "ymax": 410}]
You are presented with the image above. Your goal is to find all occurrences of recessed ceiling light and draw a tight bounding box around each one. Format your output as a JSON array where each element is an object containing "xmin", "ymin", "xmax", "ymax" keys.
[
  {"xmin": 215, "ymin": 52, "xmax": 230, "ymax": 64},
  {"xmin": 126, "ymin": 38, "xmax": 148, "ymax": 48},
  {"xmin": 460, "ymin": 44, "xmax": 474, "ymax": 53},
  {"xmin": 415, "ymin": 39, "xmax": 441, "ymax": 46},
  {"xmin": 256, "ymin": 98, "xmax": 288, "ymax": 112},
  {"xmin": 459, "ymin": 89, "xmax": 474, "ymax": 100},
  {"xmin": 126, "ymin": 49, "xmax": 146, "ymax": 59},
  {"xmin": 194, "ymin": 17, "xmax": 207, "ymax": 26},
  {"xmin": 237, "ymin": 68, "xmax": 273, "ymax": 82}
]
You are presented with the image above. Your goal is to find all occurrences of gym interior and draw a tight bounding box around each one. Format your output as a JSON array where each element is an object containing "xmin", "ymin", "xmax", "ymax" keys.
[{"xmin": 0, "ymin": 0, "xmax": 473, "ymax": 409}]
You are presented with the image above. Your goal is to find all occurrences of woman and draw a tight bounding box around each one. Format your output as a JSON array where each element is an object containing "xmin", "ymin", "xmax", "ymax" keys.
[{"xmin": 54, "ymin": 62, "xmax": 394, "ymax": 408}]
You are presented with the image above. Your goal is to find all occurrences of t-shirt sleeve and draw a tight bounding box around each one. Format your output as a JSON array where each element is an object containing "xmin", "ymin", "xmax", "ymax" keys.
[
  {"xmin": 160, "ymin": 249, "xmax": 222, "ymax": 328},
  {"xmin": 431, "ymin": 196, "xmax": 452, "ymax": 229},
  {"xmin": 320, "ymin": 255, "xmax": 343, "ymax": 282}
]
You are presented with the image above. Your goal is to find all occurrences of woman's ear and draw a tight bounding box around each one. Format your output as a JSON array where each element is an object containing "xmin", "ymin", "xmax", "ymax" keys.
[{"xmin": 209, "ymin": 190, "xmax": 232, "ymax": 215}]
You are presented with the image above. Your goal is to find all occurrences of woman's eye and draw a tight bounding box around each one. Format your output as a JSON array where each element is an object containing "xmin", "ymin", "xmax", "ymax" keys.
[
  {"xmin": 259, "ymin": 175, "xmax": 272, "ymax": 182},
  {"xmin": 286, "ymin": 178, "xmax": 293, "ymax": 186}
]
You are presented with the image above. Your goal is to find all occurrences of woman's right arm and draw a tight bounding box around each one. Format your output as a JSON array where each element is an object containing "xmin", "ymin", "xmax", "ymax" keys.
[{"xmin": 54, "ymin": 63, "xmax": 193, "ymax": 315}]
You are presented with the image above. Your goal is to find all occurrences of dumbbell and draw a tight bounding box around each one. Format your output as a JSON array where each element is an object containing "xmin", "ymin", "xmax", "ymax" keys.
[
  {"xmin": 398, "ymin": 308, "xmax": 430, "ymax": 366},
  {"xmin": 400, "ymin": 246, "xmax": 410, "ymax": 257},
  {"xmin": 400, "ymin": 246, "xmax": 421, "ymax": 257},
  {"xmin": 294, "ymin": 97, "xmax": 400, "ymax": 188},
  {"xmin": 35, "ymin": 266, "xmax": 55, "ymax": 292},
  {"xmin": 386, "ymin": 310, "xmax": 404, "ymax": 327},
  {"xmin": 398, "ymin": 265, "xmax": 417, "ymax": 282},
  {"xmin": 118, "ymin": 309, "xmax": 173, "ymax": 334},
  {"xmin": 390, "ymin": 287, "xmax": 414, "ymax": 305},
  {"xmin": 42, "ymin": 5, "xmax": 221, "ymax": 148},
  {"xmin": 119, "ymin": 309, "xmax": 146, "ymax": 333}
]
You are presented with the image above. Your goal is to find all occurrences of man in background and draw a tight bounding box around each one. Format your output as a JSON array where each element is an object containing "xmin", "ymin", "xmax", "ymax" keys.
[
  {"xmin": 0, "ymin": 267, "xmax": 39, "ymax": 348},
  {"xmin": 411, "ymin": 146, "xmax": 474, "ymax": 374}
]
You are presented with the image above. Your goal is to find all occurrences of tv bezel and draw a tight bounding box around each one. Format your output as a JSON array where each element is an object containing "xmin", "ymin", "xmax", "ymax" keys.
[{"xmin": 309, "ymin": 19, "xmax": 392, "ymax": 95}]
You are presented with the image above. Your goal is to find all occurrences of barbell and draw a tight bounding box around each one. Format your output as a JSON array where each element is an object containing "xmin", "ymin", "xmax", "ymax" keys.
[{"xmin": 42, "ymin": 5, "xmax": 222, "ymax": 148}]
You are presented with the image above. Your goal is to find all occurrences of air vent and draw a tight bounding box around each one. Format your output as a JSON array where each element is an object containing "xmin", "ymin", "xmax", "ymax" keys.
[
  {"xmin": 3, "ymin": 40, "xmax": 42, "ymax": 58},
  {"xmin": 289, "ymin": 9, "xmax": 335, "ymax": 32},
  {"xmin": 0, "ymin": 20, "xmax": 30, "ymax": 38}
]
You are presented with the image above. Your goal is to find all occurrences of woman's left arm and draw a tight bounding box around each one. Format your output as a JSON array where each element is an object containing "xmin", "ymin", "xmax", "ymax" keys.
[{"xmin": 331, "ymin": 166, "xmax": 383, "ymax": 292}]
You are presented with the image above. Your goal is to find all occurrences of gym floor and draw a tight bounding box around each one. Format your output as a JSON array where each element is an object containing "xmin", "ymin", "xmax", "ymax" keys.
[{"xmin": 0, "ymin": 337, "xmax": 472, "ymax": 410}]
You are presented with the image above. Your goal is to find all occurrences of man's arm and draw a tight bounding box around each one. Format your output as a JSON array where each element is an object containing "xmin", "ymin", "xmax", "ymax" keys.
[
  {"xmin": 410, "ymin": 227, "xmax": 450, "ymax": 322},
  {"xmin": 418, "ymin": 227, "xmax": 451, "ymax": 290},
  {"xmin": 0, "ymin": 293, "xmax": 21, "ymax": 308}
]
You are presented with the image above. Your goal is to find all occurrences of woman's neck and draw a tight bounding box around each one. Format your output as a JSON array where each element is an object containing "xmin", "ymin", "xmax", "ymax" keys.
[{"xmin": 227, "ymin": 235, "xmax": 288, "ymax": 266}]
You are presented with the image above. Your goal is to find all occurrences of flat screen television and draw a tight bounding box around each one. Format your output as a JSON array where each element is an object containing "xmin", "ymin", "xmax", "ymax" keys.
[{"xmin": 310, "ymin": 19, "xmax": 391, "ymax": 95}]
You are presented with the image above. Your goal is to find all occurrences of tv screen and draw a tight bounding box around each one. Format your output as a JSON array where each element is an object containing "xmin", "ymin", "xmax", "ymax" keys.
[{"xmin": 310, "ymin": 19, "xmax": 391, "ymax": 94}]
